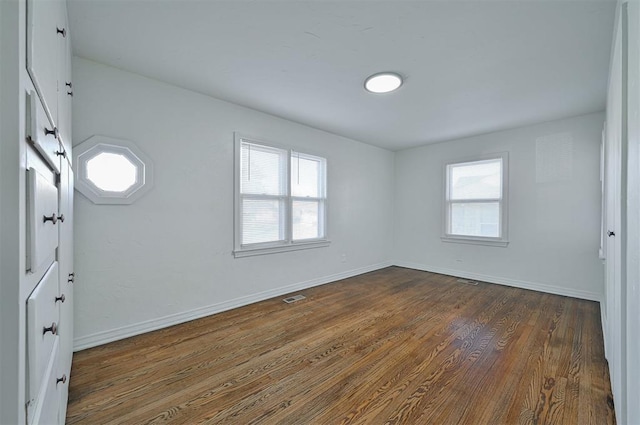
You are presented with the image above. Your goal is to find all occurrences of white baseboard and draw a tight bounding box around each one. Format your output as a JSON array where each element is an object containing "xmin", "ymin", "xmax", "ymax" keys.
[
  {"xmin": 393, "ymin": 261, "xmax": 603, "ymax": 302},
  {"xmin": 73, "ymin": 261, "xmax": 393, "ymax": 351}
]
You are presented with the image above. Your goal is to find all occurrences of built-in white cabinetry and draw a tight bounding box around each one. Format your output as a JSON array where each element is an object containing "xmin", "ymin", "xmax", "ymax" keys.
[
  {"xmin": 27, "ymin": 0, "xmax": 72, "ymax": 158},
  {"xmin": 26, "ymin": 262, "xmax": 61, "ymax": 423},
  {"xmin": 57, "ymin": 163, "xmax": 74, "ymax": 424},
  {"xmin": 27, "ymin": 168, "xmax": 60, "ymax": 272},
  {"xmin": 27, "ymin": 91, "xmax": 62, "ymax": 174},
  {"xmin": 23, "ymin": 0, "xmax": 74, "ymax": 423},
  {"xmin": 56, "ymin": 5, "xmax": 73, "ymax": 160},
  {"xmin": 26, "ymin": 0, "xmax": 63, "ymax": 126}
]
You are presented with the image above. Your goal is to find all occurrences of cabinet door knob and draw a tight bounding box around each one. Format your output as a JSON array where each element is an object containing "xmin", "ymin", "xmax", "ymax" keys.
[
  {"xmin": 608, "ymin": 230, "xmax": 616, "ymax": 237},
  {"xmin": 43, "ymin": 213, "xmax": 58, "ymax": 224},
  {"xmin": 43, "ymin": 322, "xmax": 58, "ymax": 335},
  {"xmin": 66, "ymin": 82, "xmax": 72, "ymax": 88},
  {"xmin": 56, "ymin": 27, "xmax": 66, "ymax": 37},
  {"xmin": 68, "ymin": 272, "xmax": 75, "ymax": 283},
  {"xmin": 56, "ymin": 149, "xmax": 66, "ymax": 158},
  {"xmin": 58, "ymin": 214, "xmax": 65, "ymax": 223},
  {"xmin": 55, "ymin": 294, "xmax": 65, "ymax": 303},
  {"xmin": 56, "ymin": 374, "xmax": 67, "ymax": 385},
  {"xmin": 44, "ymin": 126, "xmax": 59, "ymax": 138}
]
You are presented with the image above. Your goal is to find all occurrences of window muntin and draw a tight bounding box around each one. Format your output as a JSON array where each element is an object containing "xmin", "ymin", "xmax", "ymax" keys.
[
  {"xmin": 235, "ymin": 136, "xmax": 328, "ymax": 256},
  {"xmin": 443, "ymin": 154, "xmax": 508, "ymax": 246}
]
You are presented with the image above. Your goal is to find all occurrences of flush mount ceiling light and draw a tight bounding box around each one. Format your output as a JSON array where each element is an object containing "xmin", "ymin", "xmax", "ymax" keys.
[{"xmin": 364, "ymin": 72, "xmax": 403, "ymax": 94}]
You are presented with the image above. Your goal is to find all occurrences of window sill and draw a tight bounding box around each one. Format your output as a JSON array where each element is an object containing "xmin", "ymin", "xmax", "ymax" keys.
[
  {"xmin": 233, "ymin": 240, "xmax": 331, "ymax": 258},
  {"xmin": 441, "ymin": 235, "xmax": 509, "ymax": 247}
]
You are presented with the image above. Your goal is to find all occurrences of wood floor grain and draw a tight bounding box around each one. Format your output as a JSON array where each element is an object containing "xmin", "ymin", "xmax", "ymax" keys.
[{"xmin": 66, "ymin": 267, "xmax": 615, "ymax": 425}]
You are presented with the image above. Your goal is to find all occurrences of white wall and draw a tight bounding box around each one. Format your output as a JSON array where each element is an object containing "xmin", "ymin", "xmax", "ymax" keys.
[
  {"xmin": 394, "ymin": 112, "xmax": 605, "ymax": 300},
  {"xmin": 71, "ymin": 58, "xmax": 395, "ymax": 349}
]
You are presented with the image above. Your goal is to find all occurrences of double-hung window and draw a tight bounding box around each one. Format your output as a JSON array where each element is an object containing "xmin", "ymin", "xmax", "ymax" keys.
[
  {"xmin": 442, "ymin": 153, "xmax": 509, "ymax": 247},
  {"xmin": 234, "ymin": 135, "xmax": 328, "ymax": 257}
]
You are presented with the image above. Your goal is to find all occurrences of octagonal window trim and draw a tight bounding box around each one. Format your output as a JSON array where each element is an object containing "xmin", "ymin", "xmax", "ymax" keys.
[{"xmin": 73, "ymin": 135, "xmax": 154, "ymax": 205}]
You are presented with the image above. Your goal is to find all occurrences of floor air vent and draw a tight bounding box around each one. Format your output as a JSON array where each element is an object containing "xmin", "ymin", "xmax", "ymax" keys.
[
  {"xmin": 283, "ymin": 294, "xmax": 306, "ymax": 304},
  {"xmin": 457, "ymin": 279, "xmax": 479, "ymax": 286}
]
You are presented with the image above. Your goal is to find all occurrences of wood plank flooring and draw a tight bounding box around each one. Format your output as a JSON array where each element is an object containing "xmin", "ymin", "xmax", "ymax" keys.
[{"xmin": 67, "ymin": 267, "xmax": 615, "ymax": 424}]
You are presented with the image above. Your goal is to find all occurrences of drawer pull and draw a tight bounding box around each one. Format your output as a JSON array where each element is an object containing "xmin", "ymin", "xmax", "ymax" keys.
[
  {"xmin": 56, "ymin": 374, "xmax": 67, "ymax": 385},
  {"xmin": 43, "ymin": 322, "xmax": 58, "ymax": 335},
  {"xmin": 56, "ymin": 27, "xmax": 66, "ymax": 37},
  {"xmin": 67, "ymin": 91, "xmax": 73, "ymax": 97},
  {"xmin": 56, "ymin": 150, "xmax": 67, "ymax": 158},
  {"xmin": 43, "ymin": 213, "xmax": 59, "ymax": 224},
  {"xmin": 44, "ymin": 126, "xmax": 59, "ymax": 138},
  {"xmin": 66, "ymin": 82, "xmax": 72, "ymax": 88},
  {"xmin": 55, "ymin": 294, "xmax": 65, "ymax": 303}
]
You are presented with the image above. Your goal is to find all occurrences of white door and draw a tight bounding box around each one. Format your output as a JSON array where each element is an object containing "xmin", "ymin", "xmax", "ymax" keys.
[
  {"xmin": 604, "ymin": 6, "xmax": 626, "ymax": 421},
  {"xmin": 624, "ymin": 1, "xmax": 640, "ymax": 423}
]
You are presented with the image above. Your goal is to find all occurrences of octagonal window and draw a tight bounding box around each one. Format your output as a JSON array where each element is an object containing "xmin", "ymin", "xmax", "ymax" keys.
[
  {"xmin": 74, "ymin": 136, "xmax": 154, "ymax": 205},
  {"xmin": 86, "ymin": 152, "xmax": 138, "ymax": 192}
]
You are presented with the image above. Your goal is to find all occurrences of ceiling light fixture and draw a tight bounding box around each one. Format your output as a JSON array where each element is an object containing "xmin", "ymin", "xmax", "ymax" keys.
[{"xmin": 364, "ymin": 72, "xmax": 403, "ymax": 94}]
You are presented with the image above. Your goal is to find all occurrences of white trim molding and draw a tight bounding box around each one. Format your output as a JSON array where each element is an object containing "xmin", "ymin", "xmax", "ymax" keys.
[
  {"xmin": 233, "ymin": 133, "xmax": 329, "ymax": 258},
  {"xmin": 73, "ymin": 135, "xmax": 154, "ymax": 205},
  {"xmin": 442, "ymin": 152, "xmax": 509, "ymax": 247}
]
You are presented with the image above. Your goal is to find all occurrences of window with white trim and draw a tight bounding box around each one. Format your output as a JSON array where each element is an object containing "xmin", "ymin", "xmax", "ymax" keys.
[
  {"xmin": 442, "ymin": 153, "xmax": 509, "ymax": 247},
  {"xmin": 234, "ymin": 135, "xmax": 328, "ymax": 257},
  {"xmin": 73, "ymin": 135, "xmax": 154, "ymax": 205}
]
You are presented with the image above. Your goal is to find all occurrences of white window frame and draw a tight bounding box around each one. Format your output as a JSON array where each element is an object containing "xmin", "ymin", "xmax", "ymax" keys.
[
  {"xmin": 441, "ymin": 152, "xmax": 509, "ymax": 247},
  {"xmin": 233, "ymin": 133, "xmax": 329, "ymax": 258},
  {"xmin": 73, "ymin": 135, "xmax": 154, "ymax": 205}
]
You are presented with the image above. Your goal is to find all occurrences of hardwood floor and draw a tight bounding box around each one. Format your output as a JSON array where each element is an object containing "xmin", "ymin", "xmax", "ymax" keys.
[{"xmin": 67, "ymin": 267, "xmax": 615, "ymax": 424}]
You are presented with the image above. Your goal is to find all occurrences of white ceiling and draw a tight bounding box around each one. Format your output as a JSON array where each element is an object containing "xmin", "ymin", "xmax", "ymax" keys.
[{"xmin": 67, "ymin": 0, "xmax": 615, "ymax": 151}]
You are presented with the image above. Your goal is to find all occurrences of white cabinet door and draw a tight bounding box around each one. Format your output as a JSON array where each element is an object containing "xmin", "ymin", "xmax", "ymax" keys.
[
  {"xmin": 27, "ymin": 167, "xmax": 59, "ymax": 272},
  {"xmin": 27, "ymin": 91, "xmax": 62, "ymax": 174},
  {"xmin": 57, "ymin": 4, "xmax": 72, "ymax": 159},
  {"xmin": 57, "ymin": 163, "xmax": 74, "ymax": 425},
  {"xmin": 26, "ymin": 262, "xmax": 60, "ymax": 418},
  {"xmin": 27, "ymin": 0, "xmax": 65, "ymax": 127},
  {"xmin": 29, "ymin": 341, "xmax": 61, "ymax": 425},
  {"xmin": 57, "ymin": 163, "xmax": 73, "ymax": 370},
  {"xmin": 56, "ymin": 353, "xmax": 70, "ymax": 425}
]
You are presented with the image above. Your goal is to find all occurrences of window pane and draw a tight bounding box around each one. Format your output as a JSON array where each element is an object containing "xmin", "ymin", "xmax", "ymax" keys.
[
  {"xmin": 292, "ymin": 200, "xmax": 322, "ymax": 240},
  {"xmin": 450, "ymin": 202, "xmax": 500, "ymax": 237},
  {"xmin": 241, "ymin": 142, "xmax": 287, "ymax": 196},
  {"xmin": 291, "ymin": 154, "xmax": 323, "ymax": 197},
  {"xmin": 450, "ymin": 159, "xmax": 501, "ymax": 200},
  {"xmin": 86, "ymin": 152, "xmax": 138, "ymax": 192},
  {"xmin": 242, "ymin": 198, "xmax": 285, "ymax": 245}
]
